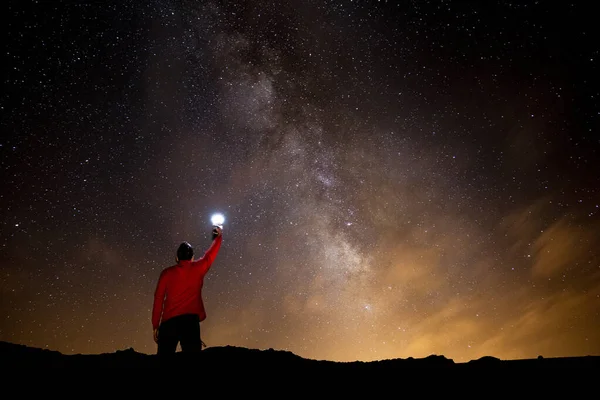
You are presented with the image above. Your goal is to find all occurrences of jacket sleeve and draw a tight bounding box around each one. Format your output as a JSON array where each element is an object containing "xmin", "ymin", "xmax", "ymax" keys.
[
  {"xmin": 152, "ymin": 269, "xmax": 168, "ymax": 330},
  {"xmin": 196, "ymin": 235, "xmax": 222, "ymax": 275}
]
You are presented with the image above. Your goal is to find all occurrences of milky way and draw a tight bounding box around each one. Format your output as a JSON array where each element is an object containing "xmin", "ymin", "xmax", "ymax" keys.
[{"xmin": 2, "ymin": 1, "xmax": 599, "ymax": 362}]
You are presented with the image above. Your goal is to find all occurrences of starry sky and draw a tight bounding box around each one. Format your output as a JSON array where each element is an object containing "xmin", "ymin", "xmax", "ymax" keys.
[{"xmin": 2, "ymin": 0, "xmax": 599, "ymax": 363}]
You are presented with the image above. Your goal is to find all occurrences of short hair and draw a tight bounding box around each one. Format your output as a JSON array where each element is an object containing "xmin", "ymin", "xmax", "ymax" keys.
[{"xmin": 177, "ymin": 242, "xmax": 194, "ymax": 261}]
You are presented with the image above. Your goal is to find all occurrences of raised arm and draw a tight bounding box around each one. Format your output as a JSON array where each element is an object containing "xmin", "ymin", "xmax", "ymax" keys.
[{"xmin": 196, "ymin": 228, "xmax": 223, "ymax": 274}]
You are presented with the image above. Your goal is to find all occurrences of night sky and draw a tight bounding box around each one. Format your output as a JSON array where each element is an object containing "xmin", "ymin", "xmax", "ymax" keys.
[{"xmin": 2, "ymin": 0, "xmax": 599, "ymax": 363}]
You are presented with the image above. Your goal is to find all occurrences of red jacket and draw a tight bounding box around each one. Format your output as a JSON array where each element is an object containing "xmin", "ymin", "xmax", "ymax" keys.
[{"xmin": 152, "ymin": 235, "xmax": 222, "ymax": 329}]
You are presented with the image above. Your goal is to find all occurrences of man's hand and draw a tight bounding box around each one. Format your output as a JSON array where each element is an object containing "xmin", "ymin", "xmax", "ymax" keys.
[
  {"xmin": 212, "ymin": 226, "xmax": 222, "ymax": 240},
  {"xmin": 153, "ymin": 328, "xmax": 159, "ymax": 343}
]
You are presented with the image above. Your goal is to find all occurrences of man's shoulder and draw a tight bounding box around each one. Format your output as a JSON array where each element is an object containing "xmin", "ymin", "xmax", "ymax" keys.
[
  {"xmin": 161, "ymin": 264, "xmax": 178, "ymax": 275},
  {"xmin": 190, "ymin": 258, "xmax": 203, "ymax": 266}
]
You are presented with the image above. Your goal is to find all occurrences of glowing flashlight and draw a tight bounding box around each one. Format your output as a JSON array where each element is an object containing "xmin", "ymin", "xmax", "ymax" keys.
[
  {"xmin": 211, "ymin": 213, "xmax": 225, "ymax": 227},
  {"xmin": 210, "ymin": 213, "xmax": 224, "ymax": 240}
]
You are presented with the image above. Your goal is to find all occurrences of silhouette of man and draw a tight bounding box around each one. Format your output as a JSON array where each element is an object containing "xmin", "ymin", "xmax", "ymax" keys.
[{"xmin": 152, "ymin": 226, "xmax": 223, "ymax": 354}]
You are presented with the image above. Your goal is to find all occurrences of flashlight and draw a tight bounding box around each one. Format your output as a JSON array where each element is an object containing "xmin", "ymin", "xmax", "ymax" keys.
[
  {"xmin": 211, "ymin": 213, "xmax": 225, "ymax": 227},
  {"xmin": 211, "ymin": 213, "xmax": 224, "ymax": 240}
]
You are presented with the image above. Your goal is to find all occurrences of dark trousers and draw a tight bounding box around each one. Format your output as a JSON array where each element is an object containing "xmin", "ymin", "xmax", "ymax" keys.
[{"xmin": 157, "ymin": 313, "xmax": 201, "ymax": 355}]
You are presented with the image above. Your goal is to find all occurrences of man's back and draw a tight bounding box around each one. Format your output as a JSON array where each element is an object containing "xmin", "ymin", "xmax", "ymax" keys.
[
  {"xmin": 152, "ymin": 234, "xmax": 222, "ymax": 329},
  {"xmin": 159, "ymin": 261, "xmax": 207, "ymax": 324}
]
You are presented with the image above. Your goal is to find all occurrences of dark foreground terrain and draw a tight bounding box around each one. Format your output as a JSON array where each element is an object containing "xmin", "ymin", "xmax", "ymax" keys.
[
  {"xmin": 3, "ymin": 341, "xmax": 599, "ymax": 394},
  {"xmin": 1, "ymin": 340, "xmax": 597, "ymax": 373}
]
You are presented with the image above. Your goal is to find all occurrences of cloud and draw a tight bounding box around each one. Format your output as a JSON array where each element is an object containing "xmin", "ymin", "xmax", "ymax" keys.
[
  {"xmin": 381, "ymin": 244, "xmax": 446, "ymax": 294},
  {"xmin": 475, "ymin": 284, "xmax": 600, "ymax": 359},
  {"xmin": 497, "ymin": 198, "xmax": 550, "ymax": 256},
  {"xmin": 531, "ymin": 217, "xmax": 595, "ymax": 279}
]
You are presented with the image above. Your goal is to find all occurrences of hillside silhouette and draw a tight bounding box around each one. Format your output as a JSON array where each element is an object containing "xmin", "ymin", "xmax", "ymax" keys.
[{"xmin": 1, "ymin": 340, "xmax": 598, "ymax": 372}]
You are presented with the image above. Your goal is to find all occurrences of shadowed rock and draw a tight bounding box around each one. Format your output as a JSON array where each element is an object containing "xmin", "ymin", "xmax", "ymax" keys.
[{"xmin": 1, "ymin": 340, "xmax": 598, "ymax": 373}]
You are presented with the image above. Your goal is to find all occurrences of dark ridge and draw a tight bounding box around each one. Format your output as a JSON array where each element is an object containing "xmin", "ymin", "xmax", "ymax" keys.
[{"xmin": 1, "ymin": 340, "xmax": 598, "ymax": 372}]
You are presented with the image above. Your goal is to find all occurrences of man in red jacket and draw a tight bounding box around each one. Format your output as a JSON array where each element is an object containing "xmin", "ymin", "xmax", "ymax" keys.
[{"xmin": 152, "ymin": 226, "xmax": 223, "ymax": 354}]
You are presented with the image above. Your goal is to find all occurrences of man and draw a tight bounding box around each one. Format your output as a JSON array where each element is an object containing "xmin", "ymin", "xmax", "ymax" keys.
[{"xmin": 152, "ymin": 225, "xmax": 223, "ymax": 354}]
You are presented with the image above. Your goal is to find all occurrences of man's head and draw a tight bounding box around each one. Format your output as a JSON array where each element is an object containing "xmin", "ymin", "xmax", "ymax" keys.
[{"xmin": 177, "ymin": 241, "xmax": 194, "ymax": 261}]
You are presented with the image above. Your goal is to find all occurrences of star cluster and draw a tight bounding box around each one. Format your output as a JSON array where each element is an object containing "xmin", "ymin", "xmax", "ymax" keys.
[{"xmin": 1, "ymin": 0, "xmax": 599, "ymax": 362}]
